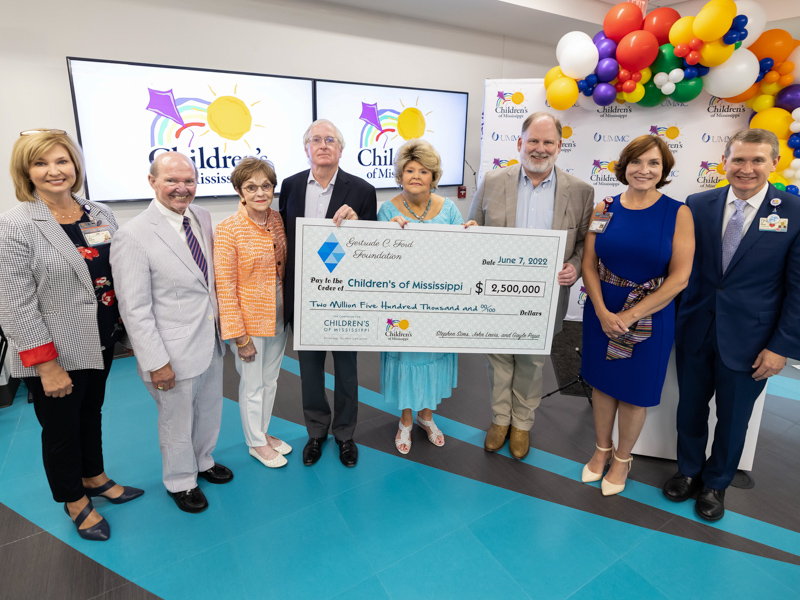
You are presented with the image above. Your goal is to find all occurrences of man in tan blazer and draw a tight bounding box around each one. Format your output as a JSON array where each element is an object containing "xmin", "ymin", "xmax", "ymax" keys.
[{"xmin": 468, "ymin": 111, "xmax": 594, "ymax": 459}]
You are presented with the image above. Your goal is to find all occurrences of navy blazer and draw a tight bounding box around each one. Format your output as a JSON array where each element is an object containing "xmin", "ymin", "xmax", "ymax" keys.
[
  {"xmin": 279, "ymin": 168, "xmax": 377, "ymax": 327},
  {"xmin": 676, "ymin": 183, "xmax": 800, "ymax": 371}
]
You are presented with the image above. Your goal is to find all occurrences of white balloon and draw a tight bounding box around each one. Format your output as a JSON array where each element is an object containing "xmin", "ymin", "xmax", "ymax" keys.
[
  {"xmin": 791, "ymin": 159, "xmax": 800, "ymax": 171},
  {"xmin": 654, "ymin": 72, "xmax": 670, "ymax": 87},
  {"xmin": 662, "ymin": 82, "xmax": 676, "ymax": 95},
  {"xmin": 557, "ymin": 31, "xmax": 593, "ymax": 63},
  {"xmin": 559, "ymin": 34, "xmax": 600, "ymax": 79},
  {"xmin": 735, "ymin": 0, "xmax": 767, "ymax": 50},
  {"xmin": 703, "ymin": 49, "xmax": 760, "ymax": 98},
  {"xmin": 669, "ymin": 68, "xmax": 685, "ymax": 84},
  {"xmin": 784, "ymin": 169, "xmax": 796, "ymax": 179},
  {"xmin": 577, "ymin": 92, "xmax": 599, "ymax": 111},
  {"xmin": 793, "ymin": 107, "xmax": 800, "ymax": 121},
  {"xmin": 791, "ymin": 121, "xmax": 800, "ymax": 134},
  {"xmin": 789, "ymin": 46, "xmax": 800, "ymax": 90}
]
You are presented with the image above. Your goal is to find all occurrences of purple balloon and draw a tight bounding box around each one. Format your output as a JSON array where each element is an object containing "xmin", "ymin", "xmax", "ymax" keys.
[
  {"xmin": 775, "ymin": 84, "xmax": 800, "ymax": 113},
  {"xmin": 596, "ymin": 37, "xmax": 618, "ymax": 60},
  {"xmin": 595, "ymin": 58, "xmax": 620, "ymax": 83},
  {"xmin": 593, "ymin": 83, "xmax": 617, "ymax": 106},
  {"xmin": 593, "ymin": 30, "xmax": 608, "ymax": 44}
]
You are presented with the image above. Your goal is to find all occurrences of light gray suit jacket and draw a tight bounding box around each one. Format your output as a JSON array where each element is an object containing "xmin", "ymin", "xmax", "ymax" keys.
[
  {"xmin": 468, "ymin": 164, "xmax": 595, "ymax": 331},
  {"xmin": 0, "ymin": 196, "xmax": 120, "ymax": 377},
  {"xmin": 110, "ymin": 200, "xmax": 224, "ymax": 382}
]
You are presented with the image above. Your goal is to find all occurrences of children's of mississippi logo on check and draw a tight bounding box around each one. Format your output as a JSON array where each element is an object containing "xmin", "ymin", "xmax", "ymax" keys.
[
  {"xmin": 318, "ymin": 233, "xmax": 345, "ymax": 273},
  {"xmin": 385, "ymin": 318, "xmax": 412, "ymax": 340}
]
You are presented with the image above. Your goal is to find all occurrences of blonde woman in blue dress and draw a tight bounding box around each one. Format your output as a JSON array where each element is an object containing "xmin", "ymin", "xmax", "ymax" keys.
[{"xmin": 379, "ymin": 139, "xmax": 477, "ymax": 453}]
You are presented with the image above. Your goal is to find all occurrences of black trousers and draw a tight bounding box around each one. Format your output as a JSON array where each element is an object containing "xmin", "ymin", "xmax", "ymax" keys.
[
  {"xmin": 298, "ymin": 350, "xmax": 358, "ymax": 441},
  {"xmin": 24, "ymin": 347, "xmax": 115, "ymax": 503}
]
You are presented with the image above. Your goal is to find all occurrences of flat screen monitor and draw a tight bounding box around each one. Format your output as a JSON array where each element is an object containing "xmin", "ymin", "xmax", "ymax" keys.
[
  {"xmin": 67, "ymin": 58, "xmax": 314, "ymax": 201},
  {"xmin": 314, "ymin": 80, "xmax": 468, "ymax": 189}
]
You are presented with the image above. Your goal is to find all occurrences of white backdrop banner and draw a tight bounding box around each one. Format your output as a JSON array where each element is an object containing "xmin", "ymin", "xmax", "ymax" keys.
[{"xmin": 480, "ymin": 79, "xmax": 749, "ymax": 321}]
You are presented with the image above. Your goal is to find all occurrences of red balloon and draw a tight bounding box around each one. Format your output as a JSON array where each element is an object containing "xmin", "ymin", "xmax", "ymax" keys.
[
  {"xmin": 616, "ymin": 30, "xmax": 659, "ymax": 72},
  {"xmin": 631, "ymin": 71, "xmax": 642, "ymax": 82},
  {"xmin": 689, "ymin": 37, "xmax": 705, "ymax": 51},
  {"xmin": 642, "ymin": 6, "xmax": 680, "ymax": 46},
  {"xmin": 615, "ymin": 82, "xmax": 625, "ymax": 92},
  {"xmin": 622, "ymin": 79, "xmax": 637, "ymax": 93},
  {"xmin": 618, "ymin": 69, "xmax": 632, "ymax": 82},
  {"xmin": 673, "ymin": 44, "xmax": 689, "ymax": 58},
  {"xmin": 603, "ymin": 2, "xmax": 645, "ymax": 43},
  {"xmin": 686, "ymin": 51, "xmax": 701, "ymax": 65}
]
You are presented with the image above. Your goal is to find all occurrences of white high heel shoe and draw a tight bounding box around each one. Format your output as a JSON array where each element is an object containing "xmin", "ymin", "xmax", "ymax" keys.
[
  {"xmin": 601, "ymin": 453, "xmax": 633, "ymax": 496},
  {"xmin": 416, "ymin": 415, "xmax": 445, "ymax": 447},
  {"xmin": 581, "ymin": 444, "xmax": 614, "ymax": 483}
]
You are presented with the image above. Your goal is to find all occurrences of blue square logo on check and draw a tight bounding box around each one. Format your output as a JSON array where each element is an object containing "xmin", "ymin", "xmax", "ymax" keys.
[{"xmin": 318, "ymin": 233, "xmax": 346, "ymax": 273}]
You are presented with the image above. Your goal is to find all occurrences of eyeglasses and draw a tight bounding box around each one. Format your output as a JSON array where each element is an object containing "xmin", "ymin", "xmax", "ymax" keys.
[
  {"xmin": 308, "ymin": 136, "xmax": 338, "ymax": 147},
  {"xmin": 243, "ymin": 183, "xmax": 274, "ymax": 194},
  {"xmin": 20, "ymin": 129, "xmax": 67, "ymax": 137}
]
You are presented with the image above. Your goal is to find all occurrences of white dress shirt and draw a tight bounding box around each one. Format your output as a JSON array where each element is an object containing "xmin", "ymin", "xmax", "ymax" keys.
[
  {"xmin": 516, "ymin": 167, "xmax": 556, "ymax": 230},
  {"xmin": 721, "ymin": 182, "xmax": 769, "ymax": 241},
  {"xmin": 153, "ymin": 199, "xmax": 209, "ymax": 259},
  {"xmin": 304, "ymin": 169, "xmax": 339, "ymax": 218}
]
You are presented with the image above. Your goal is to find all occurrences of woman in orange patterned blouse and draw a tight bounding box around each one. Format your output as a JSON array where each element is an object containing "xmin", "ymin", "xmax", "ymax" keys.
[{"xmin": 214, "ymin": 158, "xmax": 290, "ymax": 469}]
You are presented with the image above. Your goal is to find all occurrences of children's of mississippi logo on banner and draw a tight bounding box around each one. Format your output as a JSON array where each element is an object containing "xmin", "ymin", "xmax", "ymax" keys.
[
  {"xmin": 697, "ymin": 161, "xmax": 724, "ymax": 188},
  {"xmin": 650, "ymin": 124, "xmax": 684, "ymax": 151},
  {"xmin": 495, "ymin": 91, "xmax": 528, "ymax": 119},
  {"xmin": 147, "ymin": 86, "xmax": 271, "ymax": 185},
  {"xmin": 707, "ymin": 97, "xmax": 747, "ymax": 118},
  {"xmin": 590, "ymin": 159, "xmax": 620, "ymax": 186},
  {"xmin": 356, "ymin": 100, "xmax": 432, "ymax": 180}
]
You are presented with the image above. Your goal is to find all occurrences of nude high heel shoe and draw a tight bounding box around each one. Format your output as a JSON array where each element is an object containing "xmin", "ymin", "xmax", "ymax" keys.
[
  {"xmin": 581, "ymin": 444, "xmax": 614, "ymax": 483},
  {"xmin": 601, "ymin": 453, "xmax": 633, "ymax": 496}
]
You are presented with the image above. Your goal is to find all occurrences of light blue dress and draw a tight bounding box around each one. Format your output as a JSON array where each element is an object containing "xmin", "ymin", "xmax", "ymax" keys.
[{"xmin": 378, "ymin": 197, "xmax": 461, "ymax": 411}]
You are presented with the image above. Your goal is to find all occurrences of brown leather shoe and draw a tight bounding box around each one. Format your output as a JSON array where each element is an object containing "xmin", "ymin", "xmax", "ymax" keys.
[
  {"xmin": 509, "ymin": 426, "xmax": 530, "ymax": 460},
  {"xmin": 484, "ymin": 423, "xmax": 509, "ymax": 452}
]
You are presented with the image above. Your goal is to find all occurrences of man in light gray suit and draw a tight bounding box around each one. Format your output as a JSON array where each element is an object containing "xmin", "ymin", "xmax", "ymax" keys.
[
  {"xmin": 468, "ymin": 111, "xmax": 594, "ymax": 459},
  {"xmin": 111, "ymin": 152, "xmax": 232, "ymax": 514}
]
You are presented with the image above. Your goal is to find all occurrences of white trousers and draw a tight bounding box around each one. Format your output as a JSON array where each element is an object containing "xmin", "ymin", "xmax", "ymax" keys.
[{"xmin": 230, "ymin": 331, "xmax": 288, "ymax": 447}]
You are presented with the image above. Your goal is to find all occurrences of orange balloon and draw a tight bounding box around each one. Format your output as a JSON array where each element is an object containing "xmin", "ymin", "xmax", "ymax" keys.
[
  {"xmin": 777, "ymin": 61, "xmax": 794, "ymax": 75},
  {"xmin": 749, "ymin": 29, "xmax": 795, "ymax": 63},
  {"xmin": 723, "ymin": 82, "xmax": 760, "ymax": 103},
  {"xmin": 779, "ymin": 74, "xmax": 794, "ymax": 87},
  {"xmin": 763, "ymin": 71, "xmax": 780, "ymax": 84}
]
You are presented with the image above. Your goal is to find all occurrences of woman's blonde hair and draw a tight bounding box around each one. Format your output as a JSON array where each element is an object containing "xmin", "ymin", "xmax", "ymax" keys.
[
  {"xmin": 393, "ymin": 139, "xmax": 442, "ymax": 189},
  {"xmin": 10, "ymin": 130, "xmax": 86, "ymax": 202}
]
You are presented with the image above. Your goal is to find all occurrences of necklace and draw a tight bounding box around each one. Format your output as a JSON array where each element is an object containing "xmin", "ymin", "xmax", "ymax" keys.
[
  {"xmin": 54, "ymin": 199, "xmax": 81, "ymax": 220},
  {"xmin": 402, "ymin": 195, "xmax": 432, "ymax": 222}
]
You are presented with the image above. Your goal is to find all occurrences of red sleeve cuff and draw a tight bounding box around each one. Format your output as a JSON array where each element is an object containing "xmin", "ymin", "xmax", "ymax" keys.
[{"xmin": 19, "ymin": 343, "xmax": 59, "ymax": 368}]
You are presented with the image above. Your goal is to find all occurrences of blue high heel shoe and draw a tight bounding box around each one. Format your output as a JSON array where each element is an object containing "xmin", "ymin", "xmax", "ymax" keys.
[
  {"xmin": 64, "ymin": 500, "xmax": 110, "ymax": 541},
  {"xmin": 84, "ymin": 479, "xmax": 144, "ymax": 504}
]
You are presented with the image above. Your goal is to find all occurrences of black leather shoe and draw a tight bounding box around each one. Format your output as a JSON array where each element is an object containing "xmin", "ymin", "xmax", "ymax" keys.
[
  {"xmin": 337, "ymin": 439, "xmax": 358, "ymax": 467},
  {"xmin": 696, "ymin": 486, "xmax": 726, "ymax": 521},
  {"xmin": 64, "ymin": 501, "xmax": 110, "ymax": 541},
  {"xmin": 662, "ymin": 471, "xmax": 703, "ymax": 502},
  {"xmin": 197, "ymin": 463, "xmax": 233, "ymax": 484},
  {"xmin": 167, "ymin": 487, "xmax": 208, "ymax": 513},
  {"xmin": 303, "ymin": 437, "xmax": 326, "ymax": 466}
]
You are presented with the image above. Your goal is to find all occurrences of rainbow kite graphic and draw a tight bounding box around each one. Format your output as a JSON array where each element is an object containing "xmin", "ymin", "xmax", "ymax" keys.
[
  {"xmin": 359, "ymin": 103, "xmax": 400, "ymax": 148},
  {"xmin": 496, "ymin": 91, "xmax": 524, "ymax": 107},
  {"xmin": 492, "ymin": 158, "xmax": 519, "ymax": 169},
  {"xmin": 386, "ymin": 318, "xmax": 410, "ymax": 332},
  {"xmin": 699, "ymin": 161, "xmax": 721, "ymax": 176},
  {"xmin": 649, "ymin": 125, "xmax": 681, "ymax": 140},
  {"xmin": 591, "ymin": 160, "xmax": 612, "ymax": 176}
]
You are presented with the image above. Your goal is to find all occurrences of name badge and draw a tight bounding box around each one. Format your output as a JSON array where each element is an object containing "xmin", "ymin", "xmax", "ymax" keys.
[
  {"xmin": 589, "ymin": 212, "xmax": 612, "ymax": 233},
  {"xmin": 79, "ymin": 221, "xmax": 113, "ymax": 246},
  {"xmin": 759, "ymin": 215, "xmax": 787, "ymax": 233}
]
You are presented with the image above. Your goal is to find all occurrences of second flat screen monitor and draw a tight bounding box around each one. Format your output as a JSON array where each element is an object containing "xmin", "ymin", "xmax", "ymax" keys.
[{"xmin": 314, "ymin": 80, "xmax": 468, "ymax": 189}]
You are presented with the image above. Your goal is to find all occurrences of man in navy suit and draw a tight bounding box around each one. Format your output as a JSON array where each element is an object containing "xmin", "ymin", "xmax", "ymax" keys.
[
  {"xmin": 663, "ymin": 129, "xmax": 800, "ymax": 520},
  {"xmin": 280, "ymin": 119, "xmax": 377, "ymax": 468}
]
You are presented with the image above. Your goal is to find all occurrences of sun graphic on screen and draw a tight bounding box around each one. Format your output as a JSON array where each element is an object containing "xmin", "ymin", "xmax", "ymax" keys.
[
  {"xmin": 200, "ymin": 85, "xmax": 264, "ymax": 152},
  {"xmin": 395, "ymin": 98, "xmax": 434, "ymax": 141}
]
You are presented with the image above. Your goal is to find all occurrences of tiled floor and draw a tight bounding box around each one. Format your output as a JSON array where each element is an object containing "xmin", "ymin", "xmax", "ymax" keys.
[{"xmin": 1, "ymin": 341, "xmax": 800, "ymax": 600}]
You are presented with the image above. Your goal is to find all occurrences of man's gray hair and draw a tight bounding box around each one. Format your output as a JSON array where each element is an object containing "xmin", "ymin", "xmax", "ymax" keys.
[
  {"xmin": 724, "ymin": 129, "xmax": 780, "ymax": 160},
  {"xmin": 520, "ymin": 111, "xmax": 562, "ymax": 139},
  {"xmin": 303, "ymin": 119, "xmax": 346, "ymax": 150}
]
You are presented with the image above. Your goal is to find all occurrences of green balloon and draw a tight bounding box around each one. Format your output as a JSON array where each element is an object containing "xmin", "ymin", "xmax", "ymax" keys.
[
  {"xmin": 774, "ymin": 182, "xmax": 787, "ymax": 191},
  {"xmin": 735, "ymin": 41, "xmax": 742, "ymax": 50},
  {"xmin": 671, "ymin": 77, "xmax": 704, "ymax": 103},
  {"xmin": 651, "ymin": 44, "xmax": 683, "ymax": 74},
  {"xmin": 637, "ymin": 80, "xmax": 666, "ymax": 107}
]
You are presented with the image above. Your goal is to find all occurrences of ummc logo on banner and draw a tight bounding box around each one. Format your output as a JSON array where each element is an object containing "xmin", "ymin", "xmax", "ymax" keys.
[
  {"xmin": 495, "ymin": 91, "xmax": 528, "ymax": 119},
  {"xmin": 702, "ymin": 133, "xmax": 731, "ymax": 144},
  {"xmin": 707, "ymin": 97, "xmax": 747, "ymax": 117},
  {"xmin": 593, "ymin": 133, "xmax": 630, "ymax": 143}
]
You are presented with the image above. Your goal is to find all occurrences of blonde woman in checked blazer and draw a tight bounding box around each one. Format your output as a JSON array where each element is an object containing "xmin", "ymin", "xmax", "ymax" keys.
[{"xmin": 0, "ymin": 130, "xmax": 143, "ymax": 542}]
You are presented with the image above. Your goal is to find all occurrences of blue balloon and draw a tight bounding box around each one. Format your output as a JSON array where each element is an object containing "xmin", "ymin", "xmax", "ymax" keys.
[
  {"xmin": 738, "ymin": 28, "xmax": 748, "ymax": 41},
  {"xmin": 787, "ymin": 133, "xmax": 800, "ymax": 150},
  {"xmin": 586, "ymin": 73, "xmax": 599, "ymax": 87},
  {"xmin": 732, "ymin": 15, "xmax": 748, "ymax": 30},
  {"xmin": 583, "ymin": 87, "xmax": 594, "ymax": 97},
  {"xmin": 697, "ymin": 64, "xmax": 710, "ymax": 76},
  {"xmin": 760, "ymin": 58, "xmax": 774, "ymax": 71},
  {"xmin": 723, "ymin": 30, "xmax": 740, "ymax": 45},
  {"xmin": 756, "ymin": 72, "xmax": 765, "ymax": 83},
  {"xmin": 577, "ymin": 79, "xmax": 588, "ymax": 92},
  {"xmin": 684, "ymin": 66, "xmax": 699, "ymax": 80},
  {"xmin": 794, "ymin": 148, "xmax": 800, "ymax": 159},
  {"xmin": 786, "ymin": 185, "xmax": 800, "ymax": 196}
]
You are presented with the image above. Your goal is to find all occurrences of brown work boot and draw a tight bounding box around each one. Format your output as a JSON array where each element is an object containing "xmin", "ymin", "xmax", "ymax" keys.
[
  {"xmin": 484, "ymin": 423, "xmax": 510, "ymax": 452},
  {"xmin": 509, "ymin": 426, "xmax": 530, "ymax": 460}
]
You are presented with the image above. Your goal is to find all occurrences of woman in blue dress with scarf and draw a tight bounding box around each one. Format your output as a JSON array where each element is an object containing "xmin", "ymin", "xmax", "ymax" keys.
[
  {"xmin": 580, "ymin": 135, "xmax": 694, "ymax": 495},
  {"xmin": 379, "ymin": 139, "xmax": 476, "ymax": 454}
]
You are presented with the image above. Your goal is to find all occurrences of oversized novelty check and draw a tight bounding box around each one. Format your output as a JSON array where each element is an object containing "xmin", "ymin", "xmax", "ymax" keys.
[{"xmin": 293, "ymin": 218, "xmax": 567, "ymax": 354}]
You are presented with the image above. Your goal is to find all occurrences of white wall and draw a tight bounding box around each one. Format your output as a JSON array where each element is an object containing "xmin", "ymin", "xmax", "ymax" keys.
[{"xmin": 0, "ymin": 0, "xmax": 556, "ymax": 224}]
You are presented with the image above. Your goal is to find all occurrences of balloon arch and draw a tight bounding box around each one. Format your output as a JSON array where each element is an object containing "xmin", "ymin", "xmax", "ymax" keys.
[{"xmin": 546, "ymin": 1, "xmax": 800, "ymax": 195}]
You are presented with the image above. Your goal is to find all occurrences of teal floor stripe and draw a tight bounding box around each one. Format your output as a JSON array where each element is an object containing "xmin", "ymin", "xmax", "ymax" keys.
[
  {"xmin": 768, "ymin": 374, "xmax": 800, "ymax": 402},
  {"xmin": 281, "ymin": 355, "xmax": 800, "ymax": 559}
]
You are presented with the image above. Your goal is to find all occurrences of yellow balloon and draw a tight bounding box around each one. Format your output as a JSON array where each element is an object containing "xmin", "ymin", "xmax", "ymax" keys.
[
  {"xmin": 616, "ymin": 92, "xmax": 626, "ymax": 104},
  {"xmin": 546, "ymin": 76, "xmax": 579, "ymax": 111},
  {"xmin": 745, "ymin": 96, "xmax": 757, "ymax": 108},
  {"xmin": 752, "ymin": 94, "xmax": 775, "ymax": 112},
  {"xmin": 768, "ymin": 172, "xmax": 790, "ymax": 186},
  {"xmin": 760, "ymin": 81, "xmax": 782, "ymax": 96},
  {"xmin": 623, "ymin": 83, "xmax": 645, "ymax": 103},
  {"xmin": 545, "ymin": 66, "xmax": 564, "ymax": 89},
  {"xmin": 715, "ymin": 179, "xmax": 729, "ymax": 188},
  {"xmin": 705, "ymin": 0, "xmax": 737, "ymax": 19},
  {"xmin": 639, "ymin": 67, "xmax": 652, "ymax": 85},
  {"xmin": 669, "ymin": 16, "xmax": 696, "ymax": 47},
  {"xmin": 777, "ymin": 139, "xmax": 792, "ymax": 171},
  {"xmin": 693, "ymin": 5, "xmax": 733, "ymax": 42},
  {"xmin": 751, "ymin": 107, "xmax": 794, "ymax": 139},
  {"xmin": 699, "ymin": 38, "xmax": 735, "ymax": 67}
]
